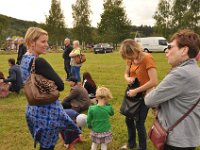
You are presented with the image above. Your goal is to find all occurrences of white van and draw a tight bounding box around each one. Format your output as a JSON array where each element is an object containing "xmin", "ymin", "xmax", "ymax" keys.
[{"xmin": 135, "ymin": 37, "xmax": 168, "ymax": 52}]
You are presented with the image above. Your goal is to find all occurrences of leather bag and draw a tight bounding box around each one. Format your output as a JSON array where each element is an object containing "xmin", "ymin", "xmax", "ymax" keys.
[
  {"xmin": 120, "ymin": 78, "xmax": 143, "ymax": 118},
  {"xmin": 148, "ymin": 98, "xmax": 200, "ymax": 150},
  {"xmin": 24, "ymin": 58, "xmax": 60, "ymax": 105},
  {"xmin": 74, "ymin": 53, "xmax": 86, "ymax": 64},
  {"xmin": 148, "ymin": 119, "xmax": 167, "ymax": 150}
]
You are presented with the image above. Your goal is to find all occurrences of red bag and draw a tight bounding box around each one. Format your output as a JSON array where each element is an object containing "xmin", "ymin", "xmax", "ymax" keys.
[{"xmin": 148, "ymin": 119, "xmax": 167, "ymax": 150}]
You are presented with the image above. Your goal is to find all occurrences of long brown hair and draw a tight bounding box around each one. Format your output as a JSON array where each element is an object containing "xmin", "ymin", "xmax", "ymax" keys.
[{"xmin": 82, "ymin": 72, "xmax": 96, "ymax": 88}]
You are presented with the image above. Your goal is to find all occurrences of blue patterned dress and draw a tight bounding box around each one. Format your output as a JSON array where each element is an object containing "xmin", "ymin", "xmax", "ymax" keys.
[{"xmin": 20, "ymin": 53, "xmax": 81, "ymax": 148}]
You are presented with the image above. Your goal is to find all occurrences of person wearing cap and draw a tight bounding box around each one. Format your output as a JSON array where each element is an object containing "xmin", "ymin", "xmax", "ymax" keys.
[
  {"xmin": 145, "ymin": 29, "xmax": 200, "ymax": 149},
  {"xmin": 62, "ymin": 76, "xmax": 90, "ymax": 113}
]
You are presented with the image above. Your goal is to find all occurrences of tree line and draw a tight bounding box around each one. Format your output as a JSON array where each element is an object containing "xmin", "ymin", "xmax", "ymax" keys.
[{"xmin": 1, "ymin": 0, "xmax": 200, "ymax": 49}]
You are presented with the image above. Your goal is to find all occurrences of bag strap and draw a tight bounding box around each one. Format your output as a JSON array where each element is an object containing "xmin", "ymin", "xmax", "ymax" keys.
[
  {"xmin": 31, "ymin": 58, "xmax": 36, "ymax": 73},
  {"xmin": 167, "ymin": 98, "xmax": 200, "ymax": 132}
]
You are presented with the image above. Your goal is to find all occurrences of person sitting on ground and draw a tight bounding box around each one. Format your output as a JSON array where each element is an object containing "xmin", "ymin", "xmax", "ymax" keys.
[
  {"xmin": 82, "ymin": 71, "xmax": 97, "ymax": 99},
  {"xmin": 60, "ymin": 109, "xmax": 87, "ymax": 150},
  {"xmin": 0, "ymin": 58, "xmax": 22, "ymax": 94},
  {"xmin": 62, "ymin": 76, "xmax": 90, "ymax": 113}
]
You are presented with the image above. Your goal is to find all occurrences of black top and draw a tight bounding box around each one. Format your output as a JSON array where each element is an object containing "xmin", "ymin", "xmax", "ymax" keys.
[
  {"xmin": 4, "ymin": 64, "xmax": 22, "ymax": 92},
  {"xmin": 63, "ymin": 45, "xmax": 73, "ymax": 60},
  {"xmin": 17, "ymin": 44, "xmax": 27, "ymax": 65},
  {"xmin": 83, "ymin": 80, "xmax": 96, "ymax": 95},
  {"xmin": 31, "ymin": 57, "xmax": 64, "ymax": 91}
]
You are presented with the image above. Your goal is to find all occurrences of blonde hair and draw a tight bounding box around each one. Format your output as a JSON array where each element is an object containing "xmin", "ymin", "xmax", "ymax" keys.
[
  {"xmin": 119, "ymin": 39, "xmax": 143, "ymax": 59},
  {"xmin": 96, "ymin": 86, "xmax": 113, "ymax": 99},
  {"xmin": 24, "ymin": 27, "xmax": 48, "ymax": 49}
]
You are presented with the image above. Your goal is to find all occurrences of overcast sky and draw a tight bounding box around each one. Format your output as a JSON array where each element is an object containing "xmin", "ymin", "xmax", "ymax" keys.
[{"xmin": 0, "ymin": 0, "xmax": 159, "ymax": 27}]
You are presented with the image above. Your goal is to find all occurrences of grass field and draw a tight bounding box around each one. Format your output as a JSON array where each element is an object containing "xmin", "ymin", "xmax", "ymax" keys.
[{"xmin": 0, "ymin": 52, "xmax": 199, "ymax": 150}]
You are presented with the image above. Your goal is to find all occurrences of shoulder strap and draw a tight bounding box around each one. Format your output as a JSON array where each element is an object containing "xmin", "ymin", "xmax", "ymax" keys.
[
  {"xmin": 167, "ymin": 98, "xmax": 200, "ymax": 132},
  {"xmin": 31, "ymin": 58, "xmax": 36, "ymax": 73}
]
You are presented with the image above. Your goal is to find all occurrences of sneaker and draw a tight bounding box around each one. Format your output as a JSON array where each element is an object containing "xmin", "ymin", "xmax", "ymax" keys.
[
  {"xmin": 119, "ymin": 144, "xmax": 128, "ymax": 150},
  {"xmin": 119, "ymin": 144, "xmax": 136, "ymax": 150}
]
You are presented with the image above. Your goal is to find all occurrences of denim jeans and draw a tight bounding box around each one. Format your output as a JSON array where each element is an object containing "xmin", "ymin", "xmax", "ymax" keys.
[
  {"xmin": 125, "ymin": 102, "xmax": 148, "ymax": 150},
  {"xmin": 71, "ymin": 66, "xmax": 81, "ymax": 82},
  {"xmin": 164, "ymin": 144, "xmax": 195, "ymax": 150}
]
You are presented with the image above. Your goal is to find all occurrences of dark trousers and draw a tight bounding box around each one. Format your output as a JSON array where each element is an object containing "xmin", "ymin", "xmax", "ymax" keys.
[
  {"xmin": 64, "ymin": 60, "xmax": 71, "ymax": 79},
  {"xmin": 125, "ymin": 102, "xmax": 148, "ymax": 150},
  {"xmin": 164, "ymin": 144, "xmax": 195, "ymax": 150}
]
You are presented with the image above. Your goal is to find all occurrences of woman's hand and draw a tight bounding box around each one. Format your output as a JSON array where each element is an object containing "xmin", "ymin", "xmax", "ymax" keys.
[
  {"xmin": 126, "ymin": 77, "xmax": 135, "ymax": 84},
  {"xmin": 127, "ymin": 89, "xmax": 138, "ymax": 97}
]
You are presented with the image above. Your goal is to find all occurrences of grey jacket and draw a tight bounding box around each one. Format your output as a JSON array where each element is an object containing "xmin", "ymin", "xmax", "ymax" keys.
[{"xmin": 145, "ymin": 59, "xmax": 200, "ymax": 147}]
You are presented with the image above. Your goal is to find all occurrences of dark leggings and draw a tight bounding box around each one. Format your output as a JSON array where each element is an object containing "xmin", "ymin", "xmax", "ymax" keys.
[
  {"xmin": 164, "ymin": 144, "xmax": 195, "ymax": 150},
  {"xmin": 40, "ymin": 146, "xmax": 55, "ymax": 150}
]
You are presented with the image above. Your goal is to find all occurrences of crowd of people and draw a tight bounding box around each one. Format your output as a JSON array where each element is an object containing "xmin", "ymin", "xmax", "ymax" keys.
[{"xmin": 0, "ymin": 27, "xmax": 200, "ymax": 150}]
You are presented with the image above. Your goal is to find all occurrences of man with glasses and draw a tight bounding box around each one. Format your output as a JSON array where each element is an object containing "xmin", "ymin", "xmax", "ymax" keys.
[{"xmin": 145, "ymin": 29, "xmax": 200, "ymax": 150}]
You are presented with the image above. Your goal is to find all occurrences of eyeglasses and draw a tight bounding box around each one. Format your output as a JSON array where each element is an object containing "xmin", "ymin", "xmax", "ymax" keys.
[{"xmin": 167, "ymin": 44, "xmax": 176, "ymax": 50}]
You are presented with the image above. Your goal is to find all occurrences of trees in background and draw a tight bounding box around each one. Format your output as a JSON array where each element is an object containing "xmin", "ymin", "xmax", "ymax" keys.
[
  {"xmin": 45, "ymin": 0, "xmax": 67, "ymax": 47},
  {"xmin": 97, "ymin": 0, "xmax": 131, "ymax": 49},
  {"xmin": 72, "ymin": 0, "xmax": 92, "ymax": 49},
  {"xmin": 154, "ymin": 0, "xmax": 200, "ymax": 40}
]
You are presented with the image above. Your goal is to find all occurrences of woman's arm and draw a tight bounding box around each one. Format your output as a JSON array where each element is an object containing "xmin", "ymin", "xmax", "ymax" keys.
[
  {"xmin": 124, "ymin": 65, "xmax": 135, "ymax": 84},
  {"xmin": 128, "ymin": 68, "xmax": 157, "ymax": 97},
  {"xmin": 35, "ymin": 58, "xmax": 64, "ymax": 91}
]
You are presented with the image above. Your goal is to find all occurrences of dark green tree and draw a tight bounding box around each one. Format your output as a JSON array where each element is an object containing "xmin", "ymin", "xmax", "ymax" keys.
[
  {"xmin": 98, "ymin": 0, "xmax": 131, "ymax": 49},
  {"xmin": 153, "ymin": 0, "xmax": 172, "ymax": 39},
  {"xmin": 72, "ymin": 0, "xmax": 92, "ymax": 49},
  {"xmin": 172, "ymin": 0, "xmax": 200, "ymax": 34},
  {"xmin": 45, "ymin": 0, "xmax": 67, "ymax": 47}
]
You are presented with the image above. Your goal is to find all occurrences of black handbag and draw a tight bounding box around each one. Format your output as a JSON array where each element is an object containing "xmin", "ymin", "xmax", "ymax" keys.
[{"xmin": 120, "ymin": 78, "xmax": 143, "ymax": 118}]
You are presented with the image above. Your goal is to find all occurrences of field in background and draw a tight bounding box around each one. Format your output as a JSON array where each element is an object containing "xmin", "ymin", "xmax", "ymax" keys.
[{"xmin": 0, "ymin": 52, "xmax": 199, "ymax": 150}]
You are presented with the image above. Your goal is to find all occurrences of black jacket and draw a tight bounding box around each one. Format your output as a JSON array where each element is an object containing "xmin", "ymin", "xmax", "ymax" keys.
[
  {"xmin": 17, "ymin": 44, "xmax": 27, "ymax": 65},
  {"xmin": 4, "ymin": 65, "xmax": 22, "ymax": 93},
  {"xmin": 63, "ymin": 45, "xmax": 73, "ymax": 61}
]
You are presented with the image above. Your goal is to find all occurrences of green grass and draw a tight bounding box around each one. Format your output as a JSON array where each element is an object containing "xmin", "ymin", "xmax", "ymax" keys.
[{"xmin": 0, "ymin": 52, "xmax": 199, "ymax": 150}]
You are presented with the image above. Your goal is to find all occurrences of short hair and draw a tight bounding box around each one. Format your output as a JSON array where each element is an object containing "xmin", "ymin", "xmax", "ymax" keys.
[
  {"xmin": 119, "ymin": 39, "xmax": 143, "ymax": 59},
  {"xmin": 8, "ymin": 58, "xmax": 15, "ymax": 65},
  {"xmin": 96, "ymin": 86, "xmax": 113, "ymax": 99},
  {"xmin": 170, "ymin": 29, "xmax": 200, "ymax": 58},
  {"xmin": 73, "ymin": 40, "xmax": 79, "ymax": 46},
  {"xmin": 25, "ymin": 27, "xmax": 48, "ymax": 49}
]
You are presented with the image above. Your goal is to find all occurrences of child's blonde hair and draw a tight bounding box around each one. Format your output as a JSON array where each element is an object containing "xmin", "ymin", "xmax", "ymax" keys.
[{"xmin": 96, "ymin": 86, "xmax": 113, "ymax": 99}]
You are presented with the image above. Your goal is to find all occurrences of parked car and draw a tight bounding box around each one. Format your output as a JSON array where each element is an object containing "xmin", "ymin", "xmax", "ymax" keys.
[
  {"xmin": 93, "ymin": 43, "xmax": 113, "ymax": 54},
  {"xmin": 135, "ymin": 37, "xmax": 168, "ymax": 52}
]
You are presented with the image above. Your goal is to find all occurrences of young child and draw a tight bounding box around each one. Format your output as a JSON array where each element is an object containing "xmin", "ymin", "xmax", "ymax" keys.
[{"xmin": 87, "ymin": 86, "xmax": 114, "ymax": 150}]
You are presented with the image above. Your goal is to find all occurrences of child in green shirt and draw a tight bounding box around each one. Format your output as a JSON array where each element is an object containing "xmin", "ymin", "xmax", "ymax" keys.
[{"xmin": 87, "ymin": 86, "xmax": 114, "ymax": 150}]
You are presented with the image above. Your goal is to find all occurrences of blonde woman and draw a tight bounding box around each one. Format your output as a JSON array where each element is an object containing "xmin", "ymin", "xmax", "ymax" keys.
[
  {"xmin": 20, "ymin": 27, "xmax": 80, "ymax": 150},
  {"xmin": 119, "ymin": 39, "xmax": 157, "ymax": 150}
]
